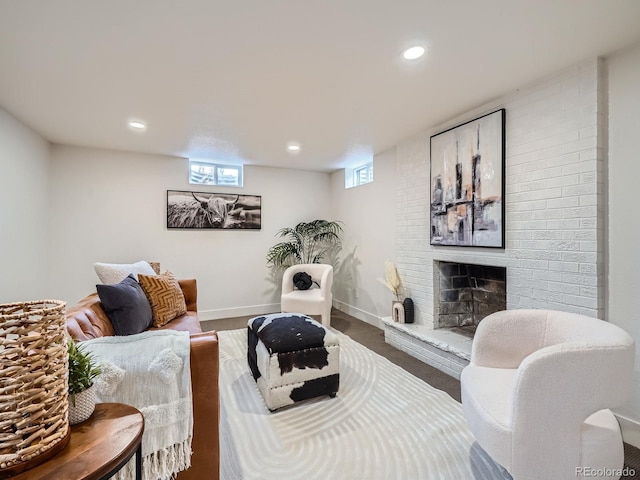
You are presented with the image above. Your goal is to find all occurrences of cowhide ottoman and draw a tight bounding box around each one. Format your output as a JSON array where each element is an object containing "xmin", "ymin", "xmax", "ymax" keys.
[{"xmin": 247, "ymin": 313, "xmax": 340, "ymax": 411}]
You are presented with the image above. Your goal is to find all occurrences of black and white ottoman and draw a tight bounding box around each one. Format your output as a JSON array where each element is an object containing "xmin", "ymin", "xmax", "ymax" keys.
[{"xmin": 247, "ymin": 313, "xmax": 340, "ymax": 411}]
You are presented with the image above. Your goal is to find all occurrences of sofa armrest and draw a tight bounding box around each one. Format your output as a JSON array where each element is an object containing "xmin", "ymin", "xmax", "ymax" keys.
[
  {"xmin": 178, "ymin": 331, "xmax": 219, "ymax": 480},
  {"xmin": 179, "ymin": 279, "xmax": 198, "ymax": 312}
]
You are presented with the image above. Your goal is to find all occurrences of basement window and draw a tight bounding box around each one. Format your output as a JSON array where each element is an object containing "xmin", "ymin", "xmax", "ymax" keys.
[
  {"xmin": 189, "ymin": 160, "xmax": 243, "ymax": 187},
  {"xmin": 345, "ymin": 162, "xmax": 374, "ymax": 189},
  {"xmin": 354, "ymin": 162, "xmax": 373, "ymax": 186}
]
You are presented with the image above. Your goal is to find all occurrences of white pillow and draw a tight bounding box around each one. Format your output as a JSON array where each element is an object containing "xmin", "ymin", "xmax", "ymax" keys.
[{"xmin": 94, "ymin": 261, "xmax": 157, "ymax": 285}]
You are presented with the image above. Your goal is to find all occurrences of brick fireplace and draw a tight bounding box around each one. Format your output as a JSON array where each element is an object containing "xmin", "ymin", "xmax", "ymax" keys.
[
  {"xmin": 433, "ymin": 261, "xmax": 506, "ymax": 333},
  {"xmin": 395, "ymin": 59, "xmax": 604, "ymax": 328},
  {"xmin": 383, "ymin": 59, "xmax": 606, "ymax": 379}
]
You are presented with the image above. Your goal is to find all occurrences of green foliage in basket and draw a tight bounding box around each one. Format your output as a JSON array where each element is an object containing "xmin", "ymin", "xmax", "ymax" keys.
[{"xmin": 67, "ymin": 337, "xmax": 101, "ymax": 396}]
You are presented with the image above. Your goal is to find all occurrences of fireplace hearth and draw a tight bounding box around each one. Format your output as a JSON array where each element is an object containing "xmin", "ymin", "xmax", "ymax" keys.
[{"xmin": 434, "ymin": 261, "xmax": 506, "ymax": 333}]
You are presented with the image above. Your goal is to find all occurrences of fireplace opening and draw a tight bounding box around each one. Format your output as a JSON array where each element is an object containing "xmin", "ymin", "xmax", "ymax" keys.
[{"xmin": 434, "ymin": 261, "xmax": 506, "ymax": 336}]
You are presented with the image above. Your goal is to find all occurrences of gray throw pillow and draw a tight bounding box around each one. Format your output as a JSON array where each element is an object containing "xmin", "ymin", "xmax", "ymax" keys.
[{"xmin": 97, "ymin": 274, "xmax": 153, "ymax": 335}]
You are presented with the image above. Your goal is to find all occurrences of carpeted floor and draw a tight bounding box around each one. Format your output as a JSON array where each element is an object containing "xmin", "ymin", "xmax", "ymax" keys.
[
  {"xmin": 202, "ymin": 309, "xmax": 640, "ymax": 479},
  {"xmin": 216, "ymin": 326, "xmax": 510, "ymax": 479}
]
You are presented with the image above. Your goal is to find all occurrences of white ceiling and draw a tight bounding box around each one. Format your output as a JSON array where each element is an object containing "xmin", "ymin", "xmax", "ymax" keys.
[{"xmin": 1, "ymin": 1, "xmax": 640, "ymax": 173}]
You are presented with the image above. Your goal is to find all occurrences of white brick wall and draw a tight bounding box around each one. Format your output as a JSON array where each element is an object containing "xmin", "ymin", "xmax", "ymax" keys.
[
  {"xmin": 396, "ymin": 59, "xmax": 605, "ymax": 328},
  {"xmin": 384, "ymin": 326, "xmax": 469, "ymax": 379}
]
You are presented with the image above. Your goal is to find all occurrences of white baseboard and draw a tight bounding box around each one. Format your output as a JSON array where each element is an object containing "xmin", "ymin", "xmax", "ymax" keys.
[
  {"xmin": 333, "ymin": 300, "xmax": 383, "ymax": 329},
  {"xmin": 616, "ymin": 412, "xmax": 640, "ymax": 448},
  {"xmin": 199, "ymin": 301, "xmax": 382, "ymax": 326},
  {"xmin": 198, "ymin": 303, "xmax": 280, "ymax": 321}
]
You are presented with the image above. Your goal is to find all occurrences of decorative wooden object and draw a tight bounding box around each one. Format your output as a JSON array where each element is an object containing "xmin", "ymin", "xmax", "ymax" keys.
[
  {"xmin": 0, "ymin": 300, "xmax": 70, "ymax": 477},
  {"xmin": 392, "ymin": 301, "xmax": 405, "ymax": 323},
  {"xmin": 10, "ymin": 403, "xmax": 144, "ymax": 480}
]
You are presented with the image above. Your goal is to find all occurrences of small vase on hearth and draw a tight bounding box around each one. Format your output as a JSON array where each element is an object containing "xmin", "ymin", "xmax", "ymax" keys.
[
  {"xmin": 403, "ymin": 297, "xmax": 414, "ymax": 324},
  {"xmin": 392, "ymin": 300, "xmax": 405, "ymax": 323}
]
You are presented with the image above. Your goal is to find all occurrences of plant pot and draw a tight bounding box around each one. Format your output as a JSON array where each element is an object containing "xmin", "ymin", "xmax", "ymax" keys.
[
  {"xmin": 392, "ymin": 301, "xmax": 405, "ymax": 323},
  {"xmin": 69, "ymin": 384, "xmax": 97, "ymax": 425}
]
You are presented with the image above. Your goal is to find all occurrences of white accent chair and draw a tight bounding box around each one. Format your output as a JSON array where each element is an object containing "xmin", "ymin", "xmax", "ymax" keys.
[
  {"xmin": 281, "ymin": 264, "xmax": 333, "ymax": 327},
  {"xmin": 461, "ymin": 309, "xmax": 635, "ymax": 480}
]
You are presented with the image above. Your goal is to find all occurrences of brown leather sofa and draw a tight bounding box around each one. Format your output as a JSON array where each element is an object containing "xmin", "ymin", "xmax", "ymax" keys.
[{"xmin": 65, "ymin": 279, "xmax": 219, "ymax": 480}]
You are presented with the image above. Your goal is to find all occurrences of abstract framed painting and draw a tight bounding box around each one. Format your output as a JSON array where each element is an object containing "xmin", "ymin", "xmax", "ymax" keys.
[
  {"xmin": 167, "ymin": 190, "xmax": 261, "ymax": 230},
  {"xmin": 430, "ymin": 109, "xmax": 505, "ymax": 248}
]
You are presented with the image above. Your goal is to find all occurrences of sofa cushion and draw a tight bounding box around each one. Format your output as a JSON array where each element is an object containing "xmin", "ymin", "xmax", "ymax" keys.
[
  {"xmin": 150, "ymin": 311, "xmax": 202, "ymax": 335},
  {"xmin": 96, "ymin": 274, "xmax": 153, "ymax": 335},
  {"xmin": 65, "ymin": 278, "xmax": 199, "ymax": 343},
  {"xmin": 138, "ymin": 271, "xmax": 187, "ymax": 327},
  {"xmin": 94, "ymin": 260, "xmax": 157, "ymax": 284},
  {"xmin": 65, "ymin": 293, "xmax": 116, "ymax": 341}
]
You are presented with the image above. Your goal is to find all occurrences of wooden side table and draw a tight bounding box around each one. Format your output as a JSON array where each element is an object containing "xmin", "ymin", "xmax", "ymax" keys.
[{"xmin": 12, "ymin": 403, "xmax": 144, "ymax": 480}]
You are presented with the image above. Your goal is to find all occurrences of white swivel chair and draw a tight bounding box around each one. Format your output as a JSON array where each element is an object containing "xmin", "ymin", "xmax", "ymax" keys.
[
  {"xmin": 461, "ymin": 309, "xmax": 635, "ymax": 480},
  {"xmin": 281, "ymin": 264, "xmax": 333, "ymax": 327}
]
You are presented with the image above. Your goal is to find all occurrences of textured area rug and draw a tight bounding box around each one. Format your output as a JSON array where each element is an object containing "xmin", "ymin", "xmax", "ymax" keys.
[{"xmin": 218, "ymin": 328, "xmax": 511, "ymax": 480}]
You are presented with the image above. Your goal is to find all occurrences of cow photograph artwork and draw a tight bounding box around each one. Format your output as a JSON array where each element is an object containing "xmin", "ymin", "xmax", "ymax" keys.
[{"xmin": 167, "ymin": 190, "xmax": 261, "ymax": 230}]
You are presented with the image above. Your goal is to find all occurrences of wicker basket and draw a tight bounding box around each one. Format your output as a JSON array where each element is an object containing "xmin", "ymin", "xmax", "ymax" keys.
[{"xmin": 0, "ymin": 300, "xmax": 70, "ymax": 477}]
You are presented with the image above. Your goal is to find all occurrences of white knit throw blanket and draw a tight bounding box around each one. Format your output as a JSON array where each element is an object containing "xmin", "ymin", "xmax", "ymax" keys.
[{"xmin": 82, "ymin": 330, "xmax": 193, "ymax": 480}]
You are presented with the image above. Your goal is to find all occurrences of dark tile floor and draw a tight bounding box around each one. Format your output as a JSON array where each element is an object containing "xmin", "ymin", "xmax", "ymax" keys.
[{"xmin": 202, "ymin": 309, "xmax": 640, "ymax": 478}]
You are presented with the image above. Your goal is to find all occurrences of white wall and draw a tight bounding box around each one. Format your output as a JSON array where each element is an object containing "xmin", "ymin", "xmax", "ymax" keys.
[
  {"xmin": 47, "ymin": 145, "xmax": 332, "ymax": 317},
  {"xmin": 607, "ymin": 41, "xmax": 640, "ymax": 435},
  {"xmin": 330, "ymin": 147, "xmax": 397, "ymax": 326},
  {"xmin": 0, "ymin": 108, "xmax": 50, "ymax": 302},
  {"xmin": 395, "ymin": 59, "xmax": 604, "ymax": 328}
]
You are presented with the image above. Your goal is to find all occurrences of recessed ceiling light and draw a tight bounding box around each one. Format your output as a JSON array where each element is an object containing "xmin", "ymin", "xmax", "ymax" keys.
[
  {"xmin": 402, "ymin": 46, "xmax": 426, "ymax": 60},
  {"xmin": 128, "ymin": 120, "xmax": 146, "ymax": 130},
  {"xmin": 287, "ymin": 142, "xmax": 301, "ymax": 154}
]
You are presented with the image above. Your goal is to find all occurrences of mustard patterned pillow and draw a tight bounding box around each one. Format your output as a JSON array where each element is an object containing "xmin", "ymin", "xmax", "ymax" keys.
[{"xmin": 137, "ymin": 271, "xmax": 187, "ymax": 327}]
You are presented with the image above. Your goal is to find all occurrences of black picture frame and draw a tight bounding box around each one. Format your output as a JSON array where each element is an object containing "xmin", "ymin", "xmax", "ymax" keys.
[
  {"xmin": 429, "ymin": 108, "xmax": 506, "ymax": 248},
  {"xmin": 167, "ymin": 190, "xmax": 262, "ymax": 230}
]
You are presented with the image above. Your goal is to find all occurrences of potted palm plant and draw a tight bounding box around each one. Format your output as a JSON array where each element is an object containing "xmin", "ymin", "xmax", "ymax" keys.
[
  {"xmin": 67, "ymin": 338, "xmax": 101, "ymax": 425},
  {"xmin": 266, "ymin": 219, "xmax": 343, "ymax": 269}
]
